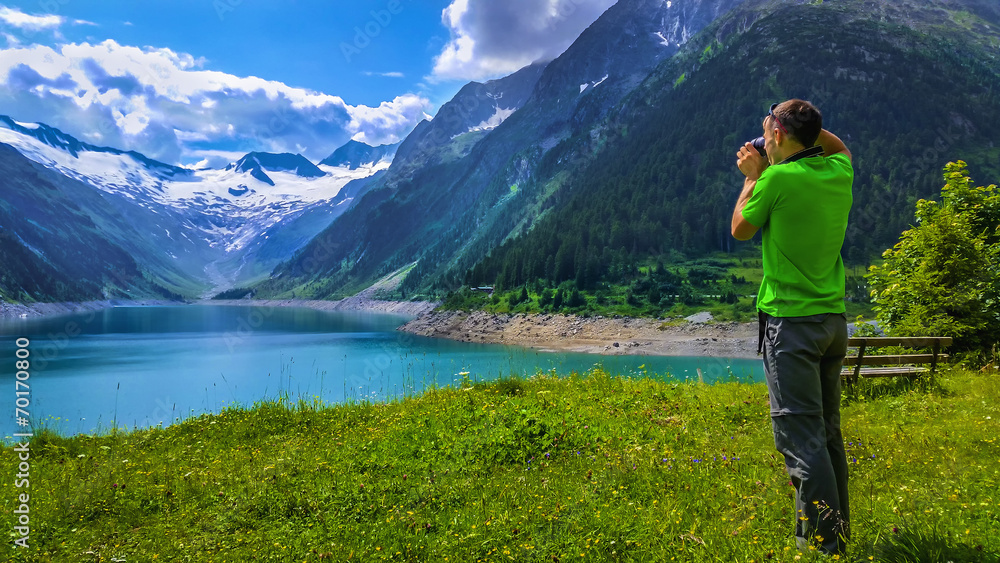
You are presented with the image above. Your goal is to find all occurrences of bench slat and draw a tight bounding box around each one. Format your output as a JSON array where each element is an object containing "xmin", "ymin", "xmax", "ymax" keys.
[
  {"xmin": 841, "ymin": 366, "xmax": 928, "ymax": 378},
  {"xmin": 843, "ymin": 354, "xmax": 950, "ymax": 367},
  {"xmin": 847, "ymin": 337, "xmax": 953, "ymax": 347}
]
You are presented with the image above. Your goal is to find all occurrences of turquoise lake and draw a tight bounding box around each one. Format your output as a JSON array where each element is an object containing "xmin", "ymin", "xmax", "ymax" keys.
[{"xmin": 0, "ymin": 305, "xmax": 762, "ymax": 436}]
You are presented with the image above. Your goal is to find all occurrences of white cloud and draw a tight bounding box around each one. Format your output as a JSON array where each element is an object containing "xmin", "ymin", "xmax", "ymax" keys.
[
  {"xmin": 182, "ymin": 148, "xmax": 248, "ymax": 170},
  {"xmin": 0, "ymin": 4, "xmax": 94, "ymax": 32},
  {"xmin": 432, "ymin": 0, "xmax": 616, "ymax": 81},
  {"xmin": 363, "ymin": 71, "xmax": 405, "ymax": 78},
  {"xmin": 0, "ymin": 40, "xmax": 432, "ymax": 164},
  {"xmin": 0, "ymin": 5, "xmax": 63, "ymax": 31}
]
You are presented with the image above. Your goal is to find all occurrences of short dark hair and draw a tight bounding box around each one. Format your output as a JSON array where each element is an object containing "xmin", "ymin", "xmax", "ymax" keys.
[{"xmin": 771, "ymin": 99, "xmax": 822, "ymax": 147}]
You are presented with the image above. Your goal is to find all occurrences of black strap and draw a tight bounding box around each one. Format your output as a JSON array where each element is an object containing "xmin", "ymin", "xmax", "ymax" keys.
[
  {"xmin": 758, "ymin": 311, "xmax": 767, "ymax": 355},
  {"xmin": 778, "ymin": 145, "xmax": 824, "ymax": 165}
]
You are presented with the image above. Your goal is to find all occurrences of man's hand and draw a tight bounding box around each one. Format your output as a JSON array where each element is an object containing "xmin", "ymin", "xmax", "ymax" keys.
[{"xmin": 737, "ymin": 142, "xmax": 769, "ymax": 180}]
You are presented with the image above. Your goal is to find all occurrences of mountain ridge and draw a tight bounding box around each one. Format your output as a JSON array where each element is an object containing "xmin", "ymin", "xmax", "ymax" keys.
[
  {"xmin": 320, "ymin": 140, "xmax": 399, "ymax": 170},
  {"xmin": 254, "ymin": 0, "xmax": 750, "ymax": 300},
  {"xmin": 0, "ymin": 142, "xmax": 183, "ymax": 302},
  {"xmin": 0, "ymin": 115, "xmax": 189, "ymax": 178},
  {"xmin": 225, "ymin": 152, "xmax": 326, "ymax": 186},
  {"xmin": 461, "ymin": 0, "xmax": 1000, "ymax": 301},
  {"xmin": 0, "ymin": 123, "xmax": 391, "ymax": 298}
]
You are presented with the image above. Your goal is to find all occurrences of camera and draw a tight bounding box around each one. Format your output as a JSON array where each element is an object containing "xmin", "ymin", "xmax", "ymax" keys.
[{"xmin": 750, "ymin": 136, "xmax": 766, "ymax": 157}]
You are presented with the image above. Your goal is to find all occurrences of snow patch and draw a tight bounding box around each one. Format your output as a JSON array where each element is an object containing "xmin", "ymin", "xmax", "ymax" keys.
[
  {"xmin": 580, "ymin": 75, "xmax": 610, "ymax": 95},
  {"xmin": 655, "ymin": 31, "xmax": 671, "ymax": 47},
  {"xmin": 13, "ymin": 120, "xmax": 40, "ymax": 130},
  {"xmin": 468, "ymin": 106, "xmax": 517, "ymax": 133}
]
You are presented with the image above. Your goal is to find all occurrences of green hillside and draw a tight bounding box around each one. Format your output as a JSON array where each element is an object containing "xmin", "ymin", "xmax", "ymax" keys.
[
  {"xmin": 463, "ymin": 0, "xmax": 1000, "ymax": 313},
  {"xmin": 0, "ymin": 144, "xmax": 184, "ymax": 303},
  {"xmin": 252, "ymin": 0, "xmax": 1000, "ymax": 313},
  {"xmin": 250, "ymin": 0, "xmax": 745, "ymax": 302}
]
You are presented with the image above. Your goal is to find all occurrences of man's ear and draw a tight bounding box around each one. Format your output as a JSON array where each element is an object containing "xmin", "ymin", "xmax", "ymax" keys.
[{"xmin": 773, "ymin": 127, "xmax": 785, "ymax": 146}]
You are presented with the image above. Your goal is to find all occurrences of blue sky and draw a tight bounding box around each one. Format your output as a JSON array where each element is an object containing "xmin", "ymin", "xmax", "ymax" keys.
[{"xmin": 0, "ymin": 0, "xmax": 616, "ymax": 166}]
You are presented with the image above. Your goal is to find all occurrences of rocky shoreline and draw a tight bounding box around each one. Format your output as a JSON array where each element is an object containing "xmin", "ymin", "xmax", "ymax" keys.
[{"xmin": 398, "ymin": 310, "xmax": 760, "ymax": 359}]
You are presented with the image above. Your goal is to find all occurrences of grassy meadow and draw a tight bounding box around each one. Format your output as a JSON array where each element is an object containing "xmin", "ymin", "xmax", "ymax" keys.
[{"xmin": 2, "ymin": 366, "xmax": 998, "ymax": 562}]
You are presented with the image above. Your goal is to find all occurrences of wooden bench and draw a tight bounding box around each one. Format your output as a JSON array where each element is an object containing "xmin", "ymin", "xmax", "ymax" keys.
[{"xmin": 841, "ymin": 337, "xmax": 952, "ymax": 384}]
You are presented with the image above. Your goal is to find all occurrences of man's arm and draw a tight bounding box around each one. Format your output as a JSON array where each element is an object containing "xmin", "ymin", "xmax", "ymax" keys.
[
  {"xmin": 732, "ymin": 142, "xmax": 766, "ymax": 241},
  {"xmin": 731, "ymin": 176, "xmax": 760, "ymax": 241},
  {"xmin": 817, "ymin": 129, "xmax": 851, "ymax": 161}
]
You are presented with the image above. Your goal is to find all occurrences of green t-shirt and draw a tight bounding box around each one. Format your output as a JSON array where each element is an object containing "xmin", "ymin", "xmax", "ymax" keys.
[{"xmin": 741, "ymin": 151, "xmax": 854, "ymax": 317}]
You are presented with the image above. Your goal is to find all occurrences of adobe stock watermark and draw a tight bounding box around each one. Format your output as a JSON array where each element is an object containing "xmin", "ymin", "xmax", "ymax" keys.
[
  {"xmin": 1, "ymin": 0, "xmax": 76, "ymax": 49},
  {"xmin": 24, "ymin": 311, "xmax": 98, "ymax": 372},
  {"xmin": 213, "ymin": 0, "xmax": 243, "ymax": 21},
  {"xmin": 906, "ymin": 118, "xmax": 968, "ymax": 183},
  {"xmin": 137, "ymin": 395, "xmax": 177, "ymax": 429},
  {"xmin": 340, "ymin": 0, "xmax": 414, "ymax": 64},
  {"xmin": 35, "ymin": 0, "xmax": 71, "ymax": 14},
  {"xmin": 12, "ymin": 337, "xmax": 33, "ymax": 549},
  {"xmin": 222, "ymin": 233, "xmax": 342, "ymax": 353},
  {"xmin": 550, "ymin": 0, "xmax": 602, "ymax": 25},
  {"xmin": 410, "ymin": 80, "xmax": 505, "ymax": 158}
]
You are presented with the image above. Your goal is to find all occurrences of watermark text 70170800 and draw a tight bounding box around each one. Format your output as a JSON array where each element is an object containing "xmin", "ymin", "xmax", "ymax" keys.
[{"xmin": 13, "ymin": 337, "xmax": 33, "ymax": 548}]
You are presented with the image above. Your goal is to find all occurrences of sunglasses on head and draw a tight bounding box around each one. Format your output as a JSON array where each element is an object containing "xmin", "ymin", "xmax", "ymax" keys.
[{"xmin": 767, "ymin": 103, "xmax": 788, "ymax": 134}]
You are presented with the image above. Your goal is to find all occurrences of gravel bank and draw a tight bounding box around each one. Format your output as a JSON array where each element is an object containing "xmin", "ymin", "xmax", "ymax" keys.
[{"xmin": 399, "ymin": 310, "xmax": 759, "ymax": 358}]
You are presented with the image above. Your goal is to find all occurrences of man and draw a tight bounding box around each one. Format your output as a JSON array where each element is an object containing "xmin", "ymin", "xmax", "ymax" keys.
[{"xmin": 731, "ymin": 99, "xmax": 854, "ymax": 555}]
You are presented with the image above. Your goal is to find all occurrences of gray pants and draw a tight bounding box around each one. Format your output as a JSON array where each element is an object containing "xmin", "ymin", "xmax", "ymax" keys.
[{"xmin": 761, "ymin": 312, "xmax": 850, "ymax": 555}]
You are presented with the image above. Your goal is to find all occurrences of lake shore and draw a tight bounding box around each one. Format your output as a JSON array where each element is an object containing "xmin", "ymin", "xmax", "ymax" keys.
[
  {"xmin": 0, "ymin": 299, "xmax": 182, "ymax": 321},
  {"xmin": 202, "ymin": 297, "xmax": 439, "ymax": 317},
  {"xmin": 2, "ymin": 297, "xmax": 759, "ymax": 359},
  {"xmin": 0, "ymin": 297, "xmax": 439, "ymax": 321},
  {"xmin": 398, "ymin": 310, "xmax": 759, "ymax": 359}
]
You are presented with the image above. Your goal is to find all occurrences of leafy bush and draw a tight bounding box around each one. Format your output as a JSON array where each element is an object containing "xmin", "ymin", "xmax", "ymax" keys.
[{"xmin": 868, "ymin": 161, "xmax": 1000, "ymax": 359}]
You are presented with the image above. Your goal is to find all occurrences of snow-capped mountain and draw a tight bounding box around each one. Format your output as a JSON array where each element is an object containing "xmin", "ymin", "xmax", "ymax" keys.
[
  {"xmin": 320, "ymin": 140, "xmax": 399, "ymax": 170},
  {"xmin": 226, "ymin": 152, "xmax": 326, "ymax": 185},
  {"xmin": 0, "ymin": 116, "xmax": 387, "ymax": 296},
  {"xmin": 0, "ymin": 115, "xmax": 188, "ymax": 178}
]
